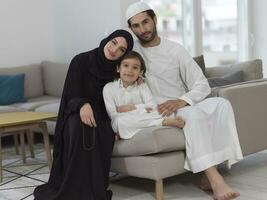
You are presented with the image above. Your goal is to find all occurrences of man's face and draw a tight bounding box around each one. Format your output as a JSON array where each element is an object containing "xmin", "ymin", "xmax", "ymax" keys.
[{"xmin": 129, "ymin": 12, "xmax": 157, "ymax": 44}]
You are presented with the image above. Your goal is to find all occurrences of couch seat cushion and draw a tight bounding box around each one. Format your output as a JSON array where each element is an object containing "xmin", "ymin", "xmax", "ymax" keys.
[
  {"xmin": 112, "ymin": 127, "xmax": 185, "ymax": 157},
  {"xmin": 12, "ymin": 96, "xmax": 60, "ymax": 111},
  {"xmin": 0, "ymin": 106, "xmax": 26, "ymax": 113},
  {"xmin": 34, "ymin": 102, "xmax": 60, "ymax": 114}
]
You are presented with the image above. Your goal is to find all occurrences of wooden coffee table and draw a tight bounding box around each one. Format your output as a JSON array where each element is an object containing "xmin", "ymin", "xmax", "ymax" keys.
[{"xmin": 0, "ymin": 112, "xmax": 57, "ymax": 182}]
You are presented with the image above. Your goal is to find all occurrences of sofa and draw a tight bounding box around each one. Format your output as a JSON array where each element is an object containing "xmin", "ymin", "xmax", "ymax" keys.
[
  {"xmin": 1, "ymin": 59, "xmax": 267, "ymax": 200},
  {"xmin": 0, "ymin": 61, "xmax": 68, "ymax": 134},
  {"xmin": 110, "ymin": 59, "xmax": 267, "ymax": 200}
]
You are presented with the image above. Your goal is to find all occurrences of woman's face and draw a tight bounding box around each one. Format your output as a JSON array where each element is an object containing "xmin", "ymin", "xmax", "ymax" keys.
[{"xmin": 104, "ymin": 37, "xmax": 128, "ymax": 60}]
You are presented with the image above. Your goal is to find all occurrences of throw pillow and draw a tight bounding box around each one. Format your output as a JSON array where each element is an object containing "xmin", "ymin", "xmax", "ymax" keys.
[
  {"xmin": 193, "ymin": 55, "xmax": 206, "ymax": 75},
  {"xmin": 208, "ymin": 70, "xmax": 244, "ymax": 88},
  {"xmin": 0, "ymin": 73, "xmax": 26, "ymax": 105}
]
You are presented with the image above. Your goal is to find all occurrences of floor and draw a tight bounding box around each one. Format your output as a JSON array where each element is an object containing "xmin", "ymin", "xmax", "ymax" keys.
[{"xmin": 0, "ymin": 144, "xmax": 267, "ymax": 200}]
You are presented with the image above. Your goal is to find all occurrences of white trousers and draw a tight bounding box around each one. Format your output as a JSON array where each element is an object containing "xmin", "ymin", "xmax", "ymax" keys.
[
  {"xmin": 178, "ymin": 97, "xmax": 243, "ymax": 173},
  {"xmin": 114, "ymin": 109, "xmax": 163, "ymax": 139}
]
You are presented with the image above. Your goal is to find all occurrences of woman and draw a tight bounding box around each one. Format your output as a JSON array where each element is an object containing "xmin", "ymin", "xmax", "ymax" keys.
[{"xmin": 33, "ymin": 29, "xmax": 133, "ymax": 200}]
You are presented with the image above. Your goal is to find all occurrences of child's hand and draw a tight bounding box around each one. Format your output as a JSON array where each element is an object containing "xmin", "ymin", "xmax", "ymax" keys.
[
  {"xmin": 116, "ymin": 105, "xmax": 136, "ymax": 113},
  {"xmin": 145, "ymin": 107, "xmax": 153, "ymax": 113}
]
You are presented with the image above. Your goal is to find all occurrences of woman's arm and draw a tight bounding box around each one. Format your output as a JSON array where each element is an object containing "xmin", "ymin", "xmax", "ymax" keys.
[
  {"xmin": 63, "ymin": 55, "xmax": 90, "ymax": 113},
  {"xmin": 63, "ymin": 55, "xmax": 96, "ymax": 127}
]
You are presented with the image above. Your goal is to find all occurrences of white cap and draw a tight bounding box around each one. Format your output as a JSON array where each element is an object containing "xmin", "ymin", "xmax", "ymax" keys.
[{"xmin": 126, "ymin": 2, "xmax": 152, "ymax": 21}]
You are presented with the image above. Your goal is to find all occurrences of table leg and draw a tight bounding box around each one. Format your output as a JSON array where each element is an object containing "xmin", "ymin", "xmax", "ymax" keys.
[
  {"xmin": 0, "ymin": 134, "xmax": 2, "ymax": 182},
  {"xmin": 13, "ymin": 134, "xmax": 20, "ymax": 155},
  {"xmin": 26, "ymin": 129, "xmax": 35, "ymax": 158},
  {"xmin": 19, "ymin": 132, "xmax": 26, "ymax": 164},
  {"xmin": 39, "ymin": 122, "xmax": 52, "ymax": 169}
]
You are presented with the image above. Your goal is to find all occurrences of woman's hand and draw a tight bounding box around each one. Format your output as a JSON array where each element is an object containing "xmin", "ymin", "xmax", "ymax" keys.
[
  {"xmin": 116, "ymin": 105, "xmax": 136, "ymax": 113},
  {"xmin": 80, "ymin": 103, "xmax": 97, "ymax": 127}
]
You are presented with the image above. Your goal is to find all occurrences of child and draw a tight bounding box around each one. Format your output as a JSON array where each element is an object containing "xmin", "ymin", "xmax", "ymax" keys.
[{"xmin": 103, "ymin": 51, "xmax": 185, "ymax": 139}]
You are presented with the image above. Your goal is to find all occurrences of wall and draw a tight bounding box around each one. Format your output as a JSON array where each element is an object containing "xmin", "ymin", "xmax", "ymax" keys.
[
  {"xmin": 52, "ymin": 0, "xmax": 121, "ymax": 63},
  {"xmin": 251, "ymin": 0, "xmax": 267, "ymax": 77},
  {"xmin": 0, "ymin": 0, "xmax": 55, "ymax": 67},
  {"xmin": 1, "ymin": 0, "xmax": 266, "ymax": 72},
  {"xmin": 0, "ymin": 0, "xmax": 123, "ymax": 67}
]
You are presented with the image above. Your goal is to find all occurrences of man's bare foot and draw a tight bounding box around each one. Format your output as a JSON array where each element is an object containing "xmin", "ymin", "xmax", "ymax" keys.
[
  {"xmin": 211, "ymin": 176, "xmax": 240, "ymax": 200},
  {"xmin": 162, "ymin": 117, "xmax": 185, "ymax": 128},
  {"xmin": 198, "ymin": 174, "xmax": 212, "ymax": 191}
]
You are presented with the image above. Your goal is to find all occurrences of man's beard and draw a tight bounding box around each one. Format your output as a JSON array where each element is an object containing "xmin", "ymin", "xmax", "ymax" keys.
[{"xmin": 137, "ymin": 26, "xmax": 158, "ymax": 45}]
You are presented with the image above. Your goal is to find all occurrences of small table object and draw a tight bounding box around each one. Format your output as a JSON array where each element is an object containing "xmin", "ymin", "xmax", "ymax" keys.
[{"xmin": 0, "ymin": 112, "xmax": 57, "ymax": 182}]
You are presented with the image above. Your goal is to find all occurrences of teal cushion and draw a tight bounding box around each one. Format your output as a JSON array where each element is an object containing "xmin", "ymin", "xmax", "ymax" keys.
[{"xmin": 0, "ymin": 74, "xmax": 26, "ymax": 105}]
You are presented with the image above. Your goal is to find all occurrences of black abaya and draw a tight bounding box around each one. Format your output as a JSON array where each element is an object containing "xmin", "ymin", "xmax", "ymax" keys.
[{"xmin": 33, "ymin": 30, "xmax": 133, "ymax": 200}]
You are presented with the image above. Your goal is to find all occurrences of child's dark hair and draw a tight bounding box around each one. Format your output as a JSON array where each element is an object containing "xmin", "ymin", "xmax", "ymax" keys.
[{"xmin": 115, "ymin": 51, "xmax": 146, "ymax": 79}]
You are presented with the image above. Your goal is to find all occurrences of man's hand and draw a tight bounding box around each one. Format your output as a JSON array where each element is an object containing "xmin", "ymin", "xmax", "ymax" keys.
[
  {"xmin": 116, "ymin": 105, "xmax": 136, "ymax": 113},
  {"xmin": 80, "ymin": 103, "xmax": 97, "ymax": 127},
  {"xmin": 158, "ymin": 99, "xmax": 188, "ymax": 117}
]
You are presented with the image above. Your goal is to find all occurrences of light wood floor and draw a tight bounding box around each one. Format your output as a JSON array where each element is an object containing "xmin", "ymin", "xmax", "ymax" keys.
[{"xmin": 0, "ymin": 144, "xmax": 266, "ymax": 200}]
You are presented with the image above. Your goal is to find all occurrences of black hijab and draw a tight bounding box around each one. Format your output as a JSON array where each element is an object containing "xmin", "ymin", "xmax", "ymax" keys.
[{"xmin": 88, "ymin": 29, "xmax": 133, "ymax": 80}]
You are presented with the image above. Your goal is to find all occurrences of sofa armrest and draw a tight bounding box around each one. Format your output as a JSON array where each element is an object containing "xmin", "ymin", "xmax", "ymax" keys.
[{"xmin": 209, "ymin": 79, "xmax": 267, "ymax": 156}]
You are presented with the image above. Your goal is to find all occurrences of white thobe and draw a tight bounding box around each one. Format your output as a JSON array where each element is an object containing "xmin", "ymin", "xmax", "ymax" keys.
[
  {"xmin": 103, "ymin": 80, "xmax": 165, "ymax": 139},
  {"xmin": 134, "ymin": 38, "xmax": 243, "ymax": 173}
]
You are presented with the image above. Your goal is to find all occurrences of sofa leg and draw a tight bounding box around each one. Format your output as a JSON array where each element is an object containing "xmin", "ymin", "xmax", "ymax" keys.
[{"xmin": 155, "ymin": 179, "xmax": 164, "ymax": 200}]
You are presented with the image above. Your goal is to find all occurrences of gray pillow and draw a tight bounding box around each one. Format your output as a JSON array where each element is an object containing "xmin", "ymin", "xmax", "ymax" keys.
[
  {"xmin": 193, "ymin": 55, "xmax": 205, "ymax": 75},
  {"xmin": 208, "ymin": 70, "xmax": 244, "ymax": 88}
]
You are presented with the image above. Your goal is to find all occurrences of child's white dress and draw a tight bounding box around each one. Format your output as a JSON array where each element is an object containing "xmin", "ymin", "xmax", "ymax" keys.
[{"xmin": 103, "ymin": 79, "xmax": 165, "ymax": 139}]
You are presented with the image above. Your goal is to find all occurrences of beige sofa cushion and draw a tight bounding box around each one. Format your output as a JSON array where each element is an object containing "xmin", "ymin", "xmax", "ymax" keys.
[
  {"xmin": 112, "ymin": 127, "xmax": 185, "ymax": 157},
  {"xmin": 0, "ymin": 64, "xmax": 44, "ymax": 98},
  {"xmin": 13, "ymin": 96, "xmax": 60, "ymax": 111},
  {"xmin": 205, "ymin": 59, "xmax": 263, "ymax": 81},
  {"xmin": 41, "ymin": 61, "xmax": 69, "ymax": 97},
  {"xmin": 0, "ymin": 106, "xmax": 26, "ymax": 113},
  {"xmin": 34, "ymin": 102, "xmax": 60, "ymax": 113}
]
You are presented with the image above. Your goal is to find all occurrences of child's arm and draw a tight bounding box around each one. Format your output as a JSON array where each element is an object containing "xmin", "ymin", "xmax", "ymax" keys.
[
  {"xmin": 116, "ymin": 105, "xmax": 136, "ymax": 113},
  {"xmin": 136, "ymin": 83, "xmax": 157, "ymax": 111},
  {"xmin": 103, "ymin": 84, "xmax": 119, "ymax": 120}
]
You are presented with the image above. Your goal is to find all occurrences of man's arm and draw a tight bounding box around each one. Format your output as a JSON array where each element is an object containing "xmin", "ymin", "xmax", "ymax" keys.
[{"xmin": 178, "ymin": 49, "xmax": 211, "ymax": 105}]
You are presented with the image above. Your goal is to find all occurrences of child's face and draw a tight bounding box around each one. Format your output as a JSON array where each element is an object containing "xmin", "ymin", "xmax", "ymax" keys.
[{"xmin": 118, "ymin": 58, "xmax": 143, "ymax": 86}]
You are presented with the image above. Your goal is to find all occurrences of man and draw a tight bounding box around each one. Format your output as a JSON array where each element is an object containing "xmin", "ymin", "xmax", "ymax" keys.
[{"xmin": 126, "ymin": 2, "xmax": 243, "ymax": 200}]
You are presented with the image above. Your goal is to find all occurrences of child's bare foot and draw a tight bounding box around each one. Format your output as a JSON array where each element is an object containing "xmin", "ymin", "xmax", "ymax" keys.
[
  {"xmin": 162, "ymin": 117, "xmax": 185, "ymax": 128},
  {"xmin": 211, "ymin": 176, "xmax": 240, "ymax": 200},
  {"xmin": 115, "ymin": 133, "xmax": 121, "ymax": 140}
]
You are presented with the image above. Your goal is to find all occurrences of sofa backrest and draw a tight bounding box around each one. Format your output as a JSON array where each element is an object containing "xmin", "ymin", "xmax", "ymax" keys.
[
  {"xmin": 0, "ymin": 64, "xmax": 44, "ymax": 98},
  {"xmin": 205, "ymin": 59, "xmax": 263, "ymax": 81},
  {"xmin": 41, "ymin": 61, "xmax": 69, "ymax": 97}
]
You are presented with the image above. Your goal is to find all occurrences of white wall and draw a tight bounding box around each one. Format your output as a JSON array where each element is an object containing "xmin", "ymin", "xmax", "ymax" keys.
[
  {"xmin": 0, "ymin": 0, "xmax": 55, "ymax": 67},
  {"xmin": 52, "ymin": 0, "xmax": 121, "ymax": 63},
  {"xmin": 0, "ymin": 0, "xmax": 125, "ymax": 67},
  {"xmin": 1, "ymin": 0, "xmax": 266, "ymax": 72},
  {"xmin": 251, "ymin": 0, "xmax": 267, "ymax": 77}
]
